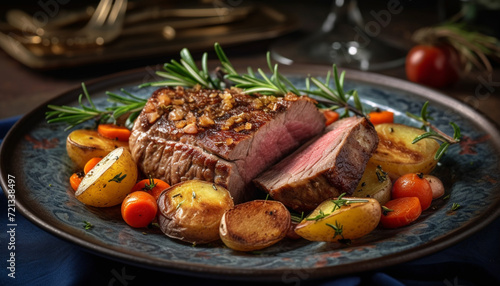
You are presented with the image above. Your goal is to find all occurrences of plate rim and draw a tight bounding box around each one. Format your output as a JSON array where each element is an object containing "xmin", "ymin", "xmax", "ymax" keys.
[{"xmin": 1, "ymin": 64, "xmax": 500, "ymax": 281}]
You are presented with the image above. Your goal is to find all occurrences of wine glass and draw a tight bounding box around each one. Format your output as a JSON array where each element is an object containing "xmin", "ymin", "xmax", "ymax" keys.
[{"xmin": 271, "ymin": 0, "xmax": 406, "ymax": 71}]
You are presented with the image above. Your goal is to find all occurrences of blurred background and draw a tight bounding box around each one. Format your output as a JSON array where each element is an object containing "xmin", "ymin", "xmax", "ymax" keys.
[{"xmin": 0, "ymin": 0, "xmax": 499, "ymax": 122}]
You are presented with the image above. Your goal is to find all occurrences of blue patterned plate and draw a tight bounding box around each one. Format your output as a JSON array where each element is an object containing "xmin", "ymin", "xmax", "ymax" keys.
[{"xmin": 1, "ymin": 65, "xmax": 499, "ymax": 281}]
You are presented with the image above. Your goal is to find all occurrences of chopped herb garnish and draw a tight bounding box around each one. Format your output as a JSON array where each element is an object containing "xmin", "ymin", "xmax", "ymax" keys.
[
  {"xmin": 176, "ymin": 200, "xmax": 185, "ymax": 210},
  {"xmin": 45, "ymin": 84, "xmax": 147, "ymax": 130},
  {"xmin": 291, "ymin": 211, "xmax": 304, "ymax": 223},
  {"xmin": 326, "ymin": 221, "xmax": 351, "ymax": 244},
  {"xmin": 192, "ymin": 191, "xmax": 196, "ymax": 199},
  {"xmin": 108, "ymin": 172, "xmax": 127, "ymax": 183},
  {"xmin": 382, "ymin": 206, "xmax": 394, "ymax": 216},
  {"xmin": 306, "ymin": 193, "xmax": 368, "ymax": 221},
  {"xmin": 375, "ymin": 165, "xmax": 388, "ymax": 183},
  {"xmin": 306, "ymin": 209, "xmax": 329, "ymax": 221},
  {"xmin": 83, "ymin": 221, "xmax": 93, "ymax": 230},
  {"xmin": 326, "ymin": 221, "xmax": 344, "ymax": 239},
  {"xmin": 212, "ymin": 184, "xmax": 218, "ymax": 191},
  {"xmin": 331, "ymin": 193, "xmax": 369, "ymax": 213},
  {"xmin": 443, "ymin": 194, "xmax": 450, "ymax": 200},
  {"xmin": 142, "ymin": 176, "xmax": 157, "ymax": 191},
  {"xmin": 450, "ymin": 203, "xmax": 461, "ymax": 211},
  {"xmin": 407, "ymin": 101, "xmax": 461, "ymax": 161}
]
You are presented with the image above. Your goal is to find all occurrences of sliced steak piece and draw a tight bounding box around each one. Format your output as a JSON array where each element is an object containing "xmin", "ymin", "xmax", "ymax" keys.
[
  {"xmin": 254, "ymin": 116, "xmax": 378, "ymax": 211},
  {"xmin": 129, "ymin": 86, "xmax": 325, "ymax": 203}
]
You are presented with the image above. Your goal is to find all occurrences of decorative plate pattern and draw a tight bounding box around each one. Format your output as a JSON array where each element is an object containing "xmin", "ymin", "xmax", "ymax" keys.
[{"xmin": 1, "ymin": 65, "xmax": 499, "ymax": 281}]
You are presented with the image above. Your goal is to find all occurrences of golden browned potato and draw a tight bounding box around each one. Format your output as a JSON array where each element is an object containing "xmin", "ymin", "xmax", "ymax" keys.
[
  {"xmin": 66, "ymin": 129, "xmax": 129, "ymax": 169},
  {"xmin": 295, "ymin": 197, "xmax": 381, "ymax": 242},
  {"xmin": 157, "ymin": 180, "xmax": 234, "ymax": 245},
  {"xmin": 352, "ymin": 162, "xmax": 392, "ymax": 205},
  {"xmin": 219, "ymin": 200, "xmax": 290, "ymax": 252},
  {"xmin": 370, "ymin": 123, "xmax": 440, "ymax": 179},
  {"xmin": 75, "ymin": 147, "xmax": 138, "ymax": 207}
]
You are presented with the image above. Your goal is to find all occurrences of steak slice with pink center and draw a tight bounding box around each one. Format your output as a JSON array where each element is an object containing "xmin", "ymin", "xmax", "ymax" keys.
[
  {"xmin": 129, "ymin": 86, "xmax": 325, "ymax": 203},
  {"xmin": 254, "ymin": 116, "xmax": 378, "ymax": 211}
]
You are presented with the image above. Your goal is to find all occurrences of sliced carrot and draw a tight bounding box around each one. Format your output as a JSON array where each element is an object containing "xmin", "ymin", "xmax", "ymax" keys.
[
  {"xmin": 97, "ymin": 124, "xmax": 131, "ymax": 142},
  {"xmin": 83, "ymin": 157, "xmax": 102, "ymax": 174},
  {"xmin": 121, "ymin": 191, "xmax": 158, "ymax": 228},
  {"xmin": 69, "ymin": 172, "xmax": 84, "ymax": 191},
  {"xmin": 392, "ymin": 173, "xmax": 433, "ymax": 210},
  {"xmin": 323, "ymin": 110, "xmax": 340, "ymax": 126},
  {"xmin": 380, "ymin": 197, "xmax": 422, "ymax": 228},
  {"xmin": 368, "ymin": 110, "xmax": 394, "ymax": 125},
  {"xmin": 131, "ymin": 177, "xmax": 170, "ymax": 201}
]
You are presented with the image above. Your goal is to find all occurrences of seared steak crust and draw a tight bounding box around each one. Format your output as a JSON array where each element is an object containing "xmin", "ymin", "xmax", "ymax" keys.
[
  {"xmin": 129, "ymin": 86, "xmax": 325, "ymax": 203},
  {"xmin": 254, "ymin": 116, "xmax": 378, "ymax": 211}
]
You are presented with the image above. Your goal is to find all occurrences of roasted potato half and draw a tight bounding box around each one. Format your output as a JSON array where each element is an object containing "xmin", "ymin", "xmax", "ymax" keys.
[
  {"xmin": 75, "ymin": 147, "xmax": 138, "ymax": 207},
  {"xmin": 219, "ymin": 200, "xmax": 290, "ymax": 252},
  {"xmin": 67, "ymin": 129, "xmax": 129, "ymax": 169},
  {"xmin": 295, "ymin": 197, "xmax": 381, "ymax": 242},
  {"xmin": 157, "ymin": 180, "xmax": 234, "ymax": 245},
  {"xmin": 370, "ymin": 123, "xmax": 440, "ymax": 179},
  {"xmin": 353, "ymin": 162, "xmax": 392, "ymax": 205}
]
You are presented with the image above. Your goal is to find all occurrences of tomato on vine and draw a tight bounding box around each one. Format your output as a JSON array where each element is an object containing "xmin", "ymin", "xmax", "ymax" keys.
[{"xmin": 406, "ymin": 23, "xmax": 500, "ymax": 89}]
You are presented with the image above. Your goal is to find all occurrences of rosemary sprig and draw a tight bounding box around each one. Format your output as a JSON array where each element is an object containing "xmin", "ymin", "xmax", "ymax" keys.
[
  {"xmin": 141, "ymin": 43, "xmax": 364, "ymax": 116},
  {"xmin": 406, "ymin": 101, "xmax": 461, "ymax": 160},
  {"xmin": 46, "ymin": 83, "xmax": 110, "ymax": 130},
  {"xmin": 326, "ymin": 220, "xmax": 351, "ymax": 244},
  {"xmin": 215, "ymin": 43, "xmax": 302, "ymax": 96},
  {"xmin": 45, "ymin": 83, "xmax": 147, "ymax": 130},
  {"xmin": 304, "ymin": 66, "xmax": 365, "ymax": 118},
  {"xmin": 290, "ymin": 211, "xmax": 304, "ymax": 223},
  {"xmin": 326, "ymin": 221, "xmax": 344, "ymax": 239},
  {"xmin": 330, "ymin": 193, "xmax": 369, "ymax": 213}
]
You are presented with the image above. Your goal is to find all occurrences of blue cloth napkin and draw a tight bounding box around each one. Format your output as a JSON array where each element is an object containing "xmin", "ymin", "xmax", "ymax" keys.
[{"xmin": 1, "ymin": 115, "xmax": 499, "ymax": 286}]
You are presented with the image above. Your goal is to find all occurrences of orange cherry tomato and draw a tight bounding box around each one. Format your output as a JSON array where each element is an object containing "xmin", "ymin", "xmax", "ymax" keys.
[
  {"xmin": 131, "ymin": 177, "xmax": 170, "ymax": 201},
  {"xmin": 323, "ymin": 110, "xmax": 340, "ymax": 126},
  {"xmin": 392, "ymin": 173, "xmax": 433, "ymax": 210}
]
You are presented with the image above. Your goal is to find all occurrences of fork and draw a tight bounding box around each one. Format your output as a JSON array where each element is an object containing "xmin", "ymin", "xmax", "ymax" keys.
[{"xmin": 21, "ymin": 0, "xmax": 128, "ymax": 48}]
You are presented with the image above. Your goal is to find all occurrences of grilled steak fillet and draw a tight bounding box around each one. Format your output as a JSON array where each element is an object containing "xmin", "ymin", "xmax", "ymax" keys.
[
  {"xmin": 254, "ymin": 116, "xmax": 378, "ymax": 211},
  {"xmin": 129, "ymin": 86, "xmax": 325, "ymax": 203}
]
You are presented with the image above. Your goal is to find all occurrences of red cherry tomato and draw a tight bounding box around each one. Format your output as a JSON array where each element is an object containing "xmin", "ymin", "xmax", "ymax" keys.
[{"xmin": 405, "ymin": 44, "xmax": 460, "ymax": 88}]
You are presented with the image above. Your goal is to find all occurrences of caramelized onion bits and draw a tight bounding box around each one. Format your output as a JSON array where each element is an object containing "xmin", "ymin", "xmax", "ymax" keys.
[{"xmin": 142, "ymin": 86, "xmax": 309, "ymax": 135}]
